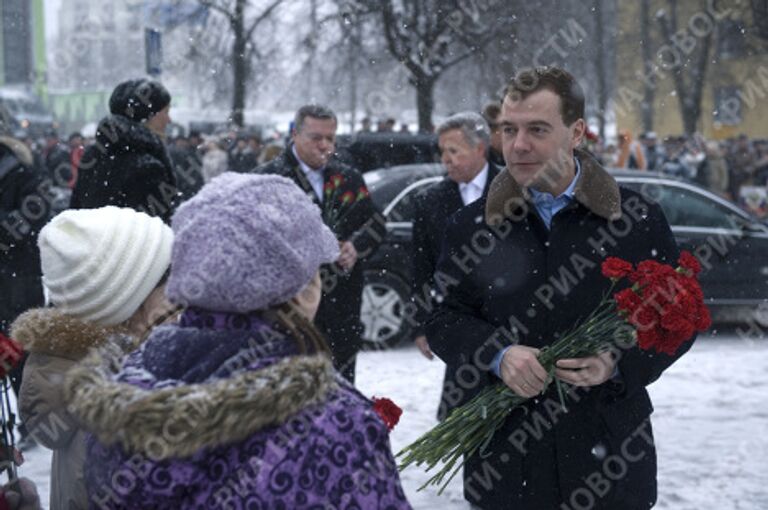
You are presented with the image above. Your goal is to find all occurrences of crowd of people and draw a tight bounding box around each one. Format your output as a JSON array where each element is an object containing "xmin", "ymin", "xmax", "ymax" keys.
[
  {"xmin": 592, "ymin": 130, "xmax": 768, "ymax": 209},
  {"xmin": 0, "ymin": 67, "xmax": 759, "ymax": 509}
]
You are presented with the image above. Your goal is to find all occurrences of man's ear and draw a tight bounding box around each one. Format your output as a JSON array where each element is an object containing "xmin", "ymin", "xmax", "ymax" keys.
[{"xmin": 571, "ymin": 119, "xmax": 586, "ymax": 148}]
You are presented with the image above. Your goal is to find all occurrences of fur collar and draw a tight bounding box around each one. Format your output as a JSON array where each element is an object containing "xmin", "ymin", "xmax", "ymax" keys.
[
  {"xmin": 94, "ymin": 114, "xmax": 167, "ymax": 159},
  {"xmin": 485, "ymin": 149, "xmax": 622, "ymax": 225},
  {"xmin": 11, "ymin": 308, "xmax": 132, "ymax": 361},
  {"xmin": 64, "ymin": 344, "xmax": 338, "ymax": 460}
]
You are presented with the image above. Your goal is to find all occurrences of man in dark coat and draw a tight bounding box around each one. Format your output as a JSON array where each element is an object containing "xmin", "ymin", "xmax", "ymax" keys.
[
  {"xmin": 255, "ymin": 105, "xmax": 386, "ymax": 383},
  {"xmin": 41, "ymin": 129, "xmax": 71, "ymax": 187},
  {"xmin": 70, "ymin": 79, "xmax": 178, "ymax": 223},
  {"xmin": 427, "ymin": 67, "xmax": 693, "ymax": 509},
  {"xmin": 0, "ymin": 135, "xmax": 51, "ymax": 334},
  {"xmin": 410, "ymin": 111, "xmax": 500, "ymax": 420},
  {"xmin": 1, "ymin": 134, "xmax": 53, "ymax": 449}
]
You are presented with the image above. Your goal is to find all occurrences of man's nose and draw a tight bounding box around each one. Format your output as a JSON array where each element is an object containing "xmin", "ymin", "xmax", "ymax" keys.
[{"xmin": 512, "ymin": 132, "xmax": 531, "ymax": 152}]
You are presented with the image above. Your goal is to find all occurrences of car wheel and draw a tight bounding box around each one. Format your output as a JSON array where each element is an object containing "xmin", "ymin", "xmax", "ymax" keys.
[{"xmin": 360, "ymin": 270, "xmax": 411, "ymax": 350}]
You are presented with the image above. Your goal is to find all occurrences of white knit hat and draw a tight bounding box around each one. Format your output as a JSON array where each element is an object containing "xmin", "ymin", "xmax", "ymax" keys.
[{"xmin": 38, "ymin": 206, "xmax": 173, "ymax": 326}]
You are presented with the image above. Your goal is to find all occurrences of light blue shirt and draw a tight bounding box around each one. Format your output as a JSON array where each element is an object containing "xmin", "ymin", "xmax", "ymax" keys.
[
  {"xmin": 528, "ymin": 158, "xmax": 581, "ymax": 229},
  {"xmin": 491, "ymin": 158, "xmax": 581, "ymax": 377}
]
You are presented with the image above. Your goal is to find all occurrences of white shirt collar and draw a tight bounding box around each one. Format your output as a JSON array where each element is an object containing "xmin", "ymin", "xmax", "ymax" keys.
[{"xmin": 458, "ymin": 163, "xmax": 489, "ymax": 192}]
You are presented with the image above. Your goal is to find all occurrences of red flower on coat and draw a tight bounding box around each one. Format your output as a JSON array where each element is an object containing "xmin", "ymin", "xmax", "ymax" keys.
[
  {"xmin": 0, "ymin": 333, "xmax": 23, "ymax": 379},
  {"xmin": 372, "ymin": 397, "xmax": 402, "ymax": 431}
]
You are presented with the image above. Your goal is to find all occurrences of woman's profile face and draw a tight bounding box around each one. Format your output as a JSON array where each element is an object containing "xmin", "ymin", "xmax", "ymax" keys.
[{"xmin": 292, "ymin": 272, "xmax": 323, "ymax": 321}]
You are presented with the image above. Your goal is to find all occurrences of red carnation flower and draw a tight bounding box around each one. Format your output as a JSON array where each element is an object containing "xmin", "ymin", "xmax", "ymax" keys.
[
  {"xmin": 341, "ymin": 191, "xmax": 355, "ymax": 204},
  {"xmin": 614, "ymin": 288, "xmax": 641, "ymax": 314},
  {"xmin": 330, "ymin": 174, "xmax": 344, "ymax": 189},
  {"xmin": 601, "ymin": 257, "xmax": 634, "ymax": 280},
  {"xmin": 372, "ymin": 397, "xmax": 402, "ymax": 431},
  {"xmin": 678, "ymin": 251, "xmax": 702, "ymax": 276},
  {"xmin": 0, "ymin": 333, "xmax": 23, "ymax": 379}
]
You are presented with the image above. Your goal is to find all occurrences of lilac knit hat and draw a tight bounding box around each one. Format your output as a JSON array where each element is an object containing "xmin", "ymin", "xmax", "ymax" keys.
[{"xmin": 166, "ymin": 172, "xmax": 340, "ymax": 313}]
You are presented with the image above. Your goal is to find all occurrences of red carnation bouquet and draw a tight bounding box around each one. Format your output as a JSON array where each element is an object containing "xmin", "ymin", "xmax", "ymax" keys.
[
  {"xmin": 321, "ymin": 174, "xmax": 370, "ymax": 234},
  {"xmin": 372, "ymin": 397, "xmax": 403, "ymax": 431},
  {"xmin": 397, "ymin": 252, "xmax": 710, "ymax": 493}
]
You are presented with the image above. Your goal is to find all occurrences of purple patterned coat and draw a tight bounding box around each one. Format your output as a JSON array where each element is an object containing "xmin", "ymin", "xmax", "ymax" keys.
[{"xmin": 67, "ymin": 309, "xmax": 412, "ymax": 509}]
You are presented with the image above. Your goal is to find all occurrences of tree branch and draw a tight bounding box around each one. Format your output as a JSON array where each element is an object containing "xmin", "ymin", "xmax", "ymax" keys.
[
  {"xmin": 245, "ymin": 0, "xmax": 284, "ymax": 41},
  {"xmin": 197, "ymin": 0, "xmax": 234, "ymax": 23}
]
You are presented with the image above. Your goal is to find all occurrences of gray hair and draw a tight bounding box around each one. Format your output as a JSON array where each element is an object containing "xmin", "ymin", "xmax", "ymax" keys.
[
  {"xmin": 294, "ymin": 104, "xmax": 337, "ymax": 133},
  {"xmin": 436, "ymin": 112, "xmax": 490, "ymax": 147}
]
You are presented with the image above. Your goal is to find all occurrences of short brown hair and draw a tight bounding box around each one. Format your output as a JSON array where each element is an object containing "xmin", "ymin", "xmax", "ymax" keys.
[
  {"xmin": 482, "ymin": 102, "xmax": 501, "ymax": 126},
  {"xmin": 505, "ymin": 67, "xmax": 584, "ymax": 126}
]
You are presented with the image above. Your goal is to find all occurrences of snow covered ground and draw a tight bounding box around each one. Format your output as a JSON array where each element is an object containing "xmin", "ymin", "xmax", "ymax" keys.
[{"xmin": 16, "ymin": 331, "xmax": 768, "ymax": 509}]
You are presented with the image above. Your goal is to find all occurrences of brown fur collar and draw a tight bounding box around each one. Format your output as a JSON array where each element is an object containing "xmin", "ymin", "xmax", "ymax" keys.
[
  {"xmin": 64, "ymin": 344, "xmax": 338, "ymax": 460},
  {"xmin": 485, "ymin": 149, "xmax": 622, "ymax": 226},
  {"xmin": 11, "ymin": 308, "xmax": 132, "ymax": 361}
]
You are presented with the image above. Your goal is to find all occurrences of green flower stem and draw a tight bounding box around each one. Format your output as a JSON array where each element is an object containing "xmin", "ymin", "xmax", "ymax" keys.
[{"xmin": 398, "ymin": 287, "xmax": 629, "ymax": 494}]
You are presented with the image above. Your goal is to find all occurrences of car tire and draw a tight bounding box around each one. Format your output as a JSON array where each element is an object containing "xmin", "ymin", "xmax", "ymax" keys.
[{"xmin": 360, "ymin": 270, "xmax": 412, "ymax": 350}]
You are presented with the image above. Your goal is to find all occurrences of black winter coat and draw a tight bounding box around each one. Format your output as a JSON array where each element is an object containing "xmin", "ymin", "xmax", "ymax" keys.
[
  {"xmin": 70, "ymin": 115, "xmax": 178, "ymax": 223},
  {"xmin": 411, "ymin": 164, "xmax": 500, "ymax": 420},
  {"xmin": 0, "ymin": 137, "xmax": 50, "ymax": 332},
  {"xmin": 255, "ymin": 147, "xmax": 386, "ymax": 380},
  {"xmin": 426, "ymin": 152, "xmax": 692, "ymax": 509}
]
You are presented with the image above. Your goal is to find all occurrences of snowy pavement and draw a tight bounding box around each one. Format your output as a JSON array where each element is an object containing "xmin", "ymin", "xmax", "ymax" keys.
[{"xmin": 17, "ymin": 331, "xmax": 768, "ymax": 509}]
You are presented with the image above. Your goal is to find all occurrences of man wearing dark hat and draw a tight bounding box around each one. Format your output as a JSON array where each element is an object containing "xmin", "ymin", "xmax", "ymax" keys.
[{"xmin": 71, "ymin": 79, "xmax": 178, "ymax": 223}]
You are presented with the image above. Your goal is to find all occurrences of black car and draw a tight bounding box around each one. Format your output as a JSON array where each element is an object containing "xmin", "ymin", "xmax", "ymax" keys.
[
  {"xmin": 359, "ymin": 164, "xmax": 768, "ymax": 349},
  {"xmin": 335, "ymin": 132, "xmax": 439, "ymax": 173}
]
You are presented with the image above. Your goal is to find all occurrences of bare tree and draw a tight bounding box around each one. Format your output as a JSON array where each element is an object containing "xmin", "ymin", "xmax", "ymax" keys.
[
  {"xmin": 639, "ymin": 0, "xmax": 656, "ymax": 133},
  {"xmin": 593, "ymin": 0, "xmax": 609, "ymax": 140},
  {"xmin": 656, "ymin": 0, "xmax": 713, "ymax": 135},
  {"xmin": 197, "ymin": 0, "xmax": 284, "ymax": 127},
  {"xmin": 351, "ymin": 0, "xmax": 499, "ymax": 132}
]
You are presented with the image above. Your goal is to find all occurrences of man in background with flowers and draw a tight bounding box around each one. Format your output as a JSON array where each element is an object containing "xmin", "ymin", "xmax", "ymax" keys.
[
  {"xmin": 256, "ymin": 104, "xmax": 386, "ymax": 383},
  {"xmin": 425, "ymin": 67, "xmax": 696, "ymax": 509}
]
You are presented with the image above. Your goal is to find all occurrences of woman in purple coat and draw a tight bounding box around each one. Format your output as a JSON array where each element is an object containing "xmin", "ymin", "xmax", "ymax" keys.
[{"xmin": 64, "ymin": 172, "xmax": 412, "ymax": 509}]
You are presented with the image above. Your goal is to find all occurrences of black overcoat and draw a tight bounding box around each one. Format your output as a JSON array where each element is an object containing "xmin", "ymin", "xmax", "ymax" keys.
[
  {"xmin": 410, "ymin": 163, "xmax": 500, "ymax": 419},
  {"xmin": 426, "ymin": 151, "xmax": 693, "ymax": 509},
  {"xmin": 70, "ymin": 115, "xmax": 178, "ymax": 223}
]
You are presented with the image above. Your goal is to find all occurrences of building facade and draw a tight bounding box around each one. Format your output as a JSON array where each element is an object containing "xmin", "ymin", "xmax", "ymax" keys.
[{"xmin": 614, "ymin": 0, "xmax": 768, "ymax": 140}]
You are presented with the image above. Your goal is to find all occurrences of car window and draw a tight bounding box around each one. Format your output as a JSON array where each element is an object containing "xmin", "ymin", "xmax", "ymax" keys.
[
  {"xmin": 623, "ymin": 181, "xmax": 741, "ymax": 229},
  {"xmin": 387, "ymin": 180, "xmax": 437, "ymax": 222}
]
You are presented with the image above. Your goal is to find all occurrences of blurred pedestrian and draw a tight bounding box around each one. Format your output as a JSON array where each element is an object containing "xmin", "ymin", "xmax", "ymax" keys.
[
  {"xmin": 67, "ymin": 132, "xmax": 85, "ymax": 189},
  {"xmin": 641, "ymin": 131, "xmax": 665, "ymax": 171},
  {"xmin": 70, "ymin": 79, "xmax": 178, "ymax": 223},
  {"xmin": 201, "ymin": 137, "xmax": 229, "ymax": 182},
  {"xmin": 701, "ymin": 141, "xmax": 730, "ymax": 198},
  {"xmin": 615, "ymin": 129, "xmax": 647, "ymax": 169},
  {"xmin": 482, "ymin": 101, "xmax": 505, "ymax": 167},
  {"xmin": 168, "ymin": 135, "xmax": 204, "ymax": 202},
  {"xmin": 229, "ymin": 133, "xmax": 259, "ymax": 173},
  {"xmin": 65, "ymin": 173, "xmax": 411, "ymax": 509},
  {"xmin": 0, "ymin": 133, "xmax": 52, "ymax": 451},
  {"xmin": 12, "ymin": 206, "xmax": 175, "ymax": 510},
  {"xmin": 256, "ymin": 105, "xmax": 386, "ymax": 383},
  {"xmin": 726, "ymin": 134, "xmax": 756, "ymax": 199},
  {"xmin": 41, "ymin": 129, "xmax": 70, "ymax": 187}
]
